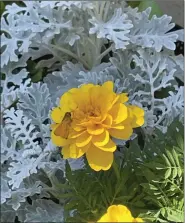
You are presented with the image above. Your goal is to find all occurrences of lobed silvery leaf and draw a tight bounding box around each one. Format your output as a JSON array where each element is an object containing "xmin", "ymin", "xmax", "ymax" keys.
[
  {"xmin": 6, "ymin": 152, "xmax": 47, "ymax": 189},
  {"xmin": 1, "ymin": 128, "xmax": 17, "ymax": 164},
  {"xmin": 6, "ymin": 181, "xmax": 42, "ymax": 211},
  {"xmin": 1, "ymin": 56, "xmax": 30, "ymax": 110},
  {"xmin": 1, "ymin": 175, "xmax": 11, "ymax": 204},
  {"xmin": 17, "ymin": 82, "xmax": 52, "ymax": 130},
  {"xmin": 89, "ymin": 8, "xmax": 133, "ymax": 49},
  {"xmin": 129, "ymin": 8, "xmax": 178, "ymax": 52},
  {"xmin": 25, "ymin": 199, "xmax": 64, "ymax": 222},
  {"xmin": 4, "ymin": 108, "xmax": 42, "ymax": 157}
]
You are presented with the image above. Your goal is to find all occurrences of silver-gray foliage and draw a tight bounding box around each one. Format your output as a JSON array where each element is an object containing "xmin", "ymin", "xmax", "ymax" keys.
[{"xmin": 1, "ymin": 1, "xmax": 184, "ymax": 222}]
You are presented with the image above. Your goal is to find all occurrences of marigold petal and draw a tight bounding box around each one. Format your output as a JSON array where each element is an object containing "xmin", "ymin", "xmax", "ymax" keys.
[
  {"xmin": 60, "ymin": 92, "xmax": 77, "ymax": 112},
  {"xmin": 89, "ymin": 86, "xmax": 115, "ymax": 113},
  {"xmin": 97, "ymin": 138, "xmax": 116, "ymax": 152},
  {"xmin": 109, "ymin": 103, "xmax": 128, "ymax": 124},
  {"xmin": 102, "ymin": 114, "xmax": 112, "ymax": 128},
  {"xmin": 69, "ymin": 130, "xmax": 86, "ymax": 139},
  {"xmin": 133, "ymin": 218, "xmax": 144, "ymax": 222},
  {"xmin": 80, "ymin": 83, "xmax": 94, "ymax": 92},
  {"xmin": 97, "ymin": 213, "xmax": 110, "ymax": 222},
  {"xmin": 86, "ymin": 145, "xmax": 113, "ymax": 171},
  {"xmin": 135, "ymin": 117, "xmax": 145, "ymax": 127},
  {"xmin": 129, "ymin": 105, "xmax": 144, "ymax": 117},
  {"xmin": 107, "ymin": 205, "xmax": 133, "ymax": 222},
  {"xmin": 51, "ymin": 128, "xmax": 69, "ymax": 146},
  {"xmin": 71, "ymin": 122, "xmax": 85, "ymax": 132},
  {"xmin": 92, "ymin": 130, "xmax": 109, "ymax": 147},
  {"xmin": 75, "ymin": 131, "xmax": 92, "ymax": 147},
  {"xmin": 87, "ymin": 124, "xmax": 104, "ymax": 135},
  {"xmin": 119, "ymin": 93, "xmax": 129, "ymax": 103},
  {"xmin": 102, "ymin": 81, "xmax": 114, "ymax": 91},
  {"xmin": 50, "ymin": 107, "xmax": 65, "ymax": 123},
  {"xmin": 111, "ymin": 124, "xmax": 125, "ymax": 130},
  {"xmin": 109, "ymin": 125, "xmax": 133, "ymax": 140},
  {"xmin": 116, "ymin": 205, "xmax": 132, "ymax": 217},
  {"xmin": 62, "ymin": 143, "xmax": 89, "ymax": 159},
  {"xmin": 128, "ymin": 105, "xmax": 145, "ymax": 128}
]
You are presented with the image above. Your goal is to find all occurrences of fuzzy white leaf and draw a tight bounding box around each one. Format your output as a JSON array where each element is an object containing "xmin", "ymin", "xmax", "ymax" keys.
[
  {"xmin": 129, "ymin": 8, "xmax": 178, "ymax": 52},
  {"xmin": 25, "ymin": 199, "xmax": 64, "ymax": 222},
  {"xmin": 89, "ymin": 8, "xmax": 133, "ymax": 49}
]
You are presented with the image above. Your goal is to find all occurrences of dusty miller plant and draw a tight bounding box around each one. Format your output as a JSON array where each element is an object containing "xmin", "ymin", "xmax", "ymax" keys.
[{"xmin": 1, "ymin": 1, "xmax": 184, "ymax": 222}]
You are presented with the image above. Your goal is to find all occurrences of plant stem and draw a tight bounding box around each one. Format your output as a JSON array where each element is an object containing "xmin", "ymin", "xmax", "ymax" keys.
[
  {"xmin": 43, "ymin": 44, "xmax": 65, "ymax": 64},
  {"xmin": 103, "ymin": 1, "xmax": 110, "ymax": 21},
  {"xmin": 96, "ymin": 45, "xmax": 112, "ymax": 62},
  {"xmin": 49, "ymin": 43, "xmax": 91, "ymax": 70}
]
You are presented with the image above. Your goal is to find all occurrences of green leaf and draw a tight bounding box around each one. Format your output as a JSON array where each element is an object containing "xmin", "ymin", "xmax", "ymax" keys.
[
  {"xmin": 164, "ymin": 168, "xmax": 171, "ymax": 179},
  {"xmin": 166, "ymin": 149, "xmax": 176, "ymax": 167},
  {"xmin": 140, "ymin": 183, "xmax": 158, "ymax": 191},
  {"xmin": 141, "ymin": 168, "xmax": 156, "ymax": 182},
  {"xmin": 172, "ymin": 167, "xmax": 178, "ymax": 179},
  {"xmin": 57, "ymin": 192, "xmax": 74, "ymax": 199},
  {"xmin": 162, "ymin": 154, "xmax": 171, "ymax": 167},
  {"xmin": 175, "ymin": 133, "xmax": 184, "ymax": 151},
  {"xmin": 161, "ymin": 207, "xmax": 184, "ymax": 222},
  {"xmin": 142, "ymin": 162, "xmax": 165, "ymax": 170},
  {"xmin": 65, "ymin": 200, "xmax": 78, "ymax": 210},
  {"xmin": 172, "ymin": 147, "xmax": 181, "ymax": 164},
  {"xmin": 138, "ymin": 0, "xmax": 163, "ymax": 19},
  {"xmin": 57, "ymin": 183, "xmax": 71, "ymax": 190},
  {"xmin": 100, "ymin": 192, "xmax": 108, "ymax": 206}
]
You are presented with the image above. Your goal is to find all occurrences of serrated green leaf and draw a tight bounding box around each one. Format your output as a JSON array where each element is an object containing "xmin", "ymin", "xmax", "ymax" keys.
[
  {"xmin": 161, "ymin": 207, "xmax": 184, "ymax": 222},
  {"xmin": 166, "ymin": 149, "xmax": 176, "ymax": 167},
  {"xmin": 65, "ymin": 200, "xmax": 78, "ymax": 211},
  {"xmin": 155, "ymin": 165, "xmax": 166, "ymax": 170},
  {"xmin": 164, "ymin": 168, "xmax": 171, "ymax": 179},
  {"xmin": 177, "ymin": 167, "xmax": 183, "ymax": 178},
  {"xmin": 162, "ymin": 154, "xmax": 171, "ymax": 167},
  {"xmin": 143, "ymin": 168, "xmax": 157, "ymax": 181},
  {"xmin": 100, "ymin": 192, "xmax": 108, "ymax": 206},
  {"xmin": 57, "ymin": 192, "xmax": 74, "ymax": 199},
  {"xmin": 141, "ymin": 183, "xmax": 158, "ymax": 191},
  {"xmin": 172, "ymin": 147, "xmax": 181, "ymax": 166},
  {"xmin": 172, "ymin": 167, "xmax": 178, "ymax": 179}
]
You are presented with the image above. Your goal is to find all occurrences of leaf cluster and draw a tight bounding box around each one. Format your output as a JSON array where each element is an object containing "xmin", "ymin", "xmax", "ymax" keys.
[{"xmin": 55, "ymin": 120, "xmax": 184, "ymax": 222}]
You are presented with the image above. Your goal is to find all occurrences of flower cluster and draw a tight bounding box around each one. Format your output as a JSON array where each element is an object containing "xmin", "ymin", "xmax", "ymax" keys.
[
  {"xmin": 98, "ymin": 205, "xmax": 143, "ymax": 222},
  {"xmin": 51, "ymin": 81, "xmax": 144, "ymax": 171}
]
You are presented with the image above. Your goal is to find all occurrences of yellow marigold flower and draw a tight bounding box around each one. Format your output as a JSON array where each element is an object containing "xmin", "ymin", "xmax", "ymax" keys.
[
  {"xmin": 50, "ymin": 81, "xmax": 144, "ymax": 171},
  {"xmin": 97, "ymin": 205, "xmax": 143, "ymax": 222}
]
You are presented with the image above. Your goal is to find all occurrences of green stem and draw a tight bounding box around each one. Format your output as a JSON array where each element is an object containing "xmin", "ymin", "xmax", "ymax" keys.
[
  {"xmin": 42, "ymin": 44, "xmax": 65, "ymax": 65},
  {"xmin": 97, "ymin": 45, "xmax": 112, "ymax": 61},
  {"xmin": 96, "ymin": 45, "xmax": 112, "ymax": 62},
  {"xmin": 103, "ymin": 1, "xmax": 110, "ymax": 22},
  {"xmin": 49, "ymin": 43, "xmax": 91, "ymax": 70}
]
